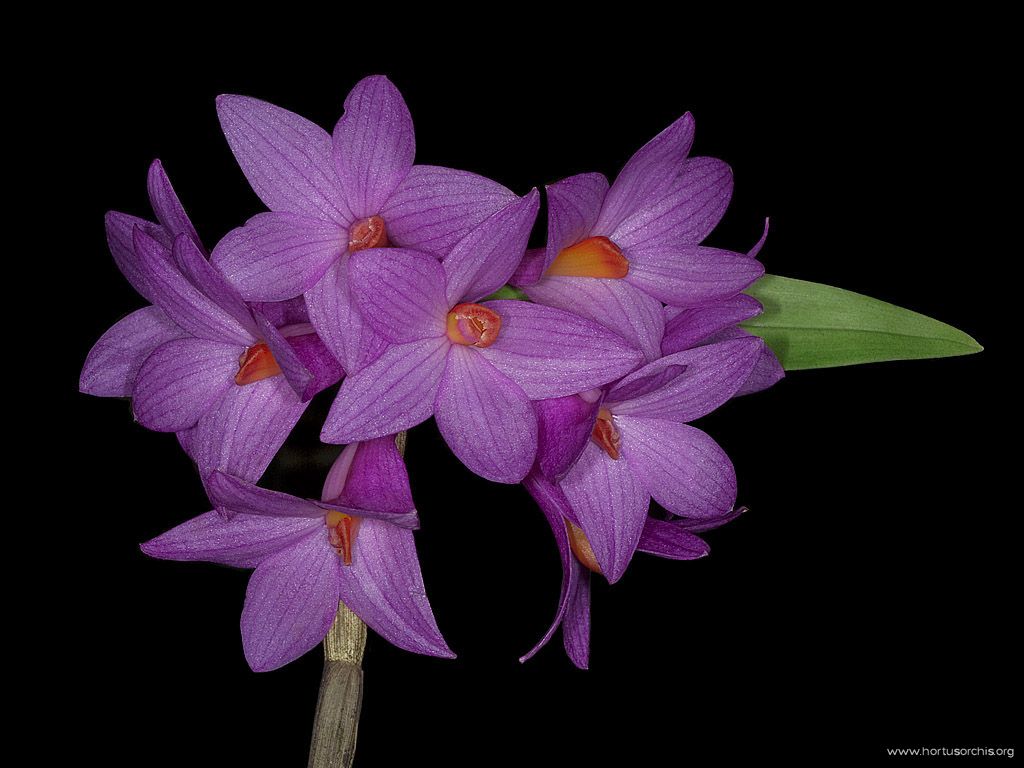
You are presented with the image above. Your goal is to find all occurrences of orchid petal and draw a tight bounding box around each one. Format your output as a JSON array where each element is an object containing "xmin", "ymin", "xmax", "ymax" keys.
[
  {"xmin": 324, "ymin": 437, "xmax": 416, "ymax": 516},
  {"xmin": 132, "ymin": 338, "xmax": 238, "ymax": 432},
  {"xmin": 322, "ymin": 337, "xmax": 449, "ymax": 443},
  {"xmin": 349, "ymin": 248, "xmax": 447, "ymax": 344},
  {"xmin": 562, "ymin": 571, "xmax": 591, "ymax": 670},
  {"xmin": 662, "ymin": 294, "xmax": 763, "ymax": 354},
  {"xmin": 539, "ymin": 172, "xmax": 610, "ymax": 278},
  {"xmin": 442, "ymin": 191, "xmax": 540, "ymax": 304},
  {"xmin": 211, "ymin": 212, "xmax": 345, "ymax": 301},
  {"xmin": 524, "ymin": 277, "xmax": 665, "ymax": 363},
  {"xmin": 146, "ymin": 159, "xmax": 201, "ymax": 248},
  {"xmin": 434, "ymin": 347, "xmax": 537, "ymax": 483},
  {"xmin": 381, "ymin": 165, "xmax": 518, "ymax": 257},
  {"xmin": 105, "ymin": 211, "xmax": 169, "ymax": 303},
  {"xmin": 637, "ymin": 518, "xmax": 710, "ymax": 560},
  {"xmin": 593, "ymin": 112, "xmax": 695, "ymax": 235},
  {"xmin": 241, "ymin": 534, "xmax": 341, "ymax": 672},
  {"xmin": 140, "ymin": 511, "xmax": 318, "ymax": 569},
  {"xmin": 331, "ymin": 76, "xmax": 415, "ymax": 219},
  {"xmin": 80, "ymin": 307, "xmax": 186, "ymax": 397},
  {"xmin": 624, "ymin": 243, "xmax": 765, "ymax": 307},
  {"xmin": 618, "ymin": 417, "xmax": 737, "ymax": 518},
  {"xmin": 216, "ymin": 94, "xmax": 352, "ymax": 223},
  {"xmin": 253, "ymin": 312, "xmax": 315, "ymax": 401},
  {"xmin": 338, "ymin": 519, "xmax": 454, "ymax": 658},
  {"xmin": 560, "ymin": 441, "xmax": 649, "ymax": 583},
  {"xmin": 171, "ymin": 233, "xmax": 259, "ymax": 337},
  {"xmin": 207, "ymin": 471, "xmax": 323, "ymax": 519},
  {"xmin": 478, "ymin": 300, "xmax": 644, "ymax": 399},
  {"xmin": 534, "ymin": 394, "xmax": 602, "ymax": 482}
]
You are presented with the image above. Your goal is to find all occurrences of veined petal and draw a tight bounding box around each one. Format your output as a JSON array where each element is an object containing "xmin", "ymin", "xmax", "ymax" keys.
[
  {"xmin": 325, "ymin": 437, "xmax": 416, "ymax": 516},
  {"xmin": 435, "ymin": 347, "xmax": 537, "ymax": 483},
  {"xmin": 593, "ymin": 112, "xmax": 695, "ymax": 236},
  {"xmin": 146, "ymin": 159, "xmax": 201, "ymax": 248},
  {"xmin": 322, "ymin": 337, "xmax": 449, "ymax": 443},
  {"xmin": 241, "ymin": 534, "xmax": 342, "ymax": 672},
  {"xmin": 140, "ymin": 511, "xmax": 318, "ymax": 569},
  {"xmin": 520, "ymin": 471, "xmax": 582, "ymax": 662},
  {"xmin": 331, "ymin": 76, "xmax": 415, "ymax": 218},
  {"xmin": 560, "ymin": 441, "xmax": 649, "ymax": 583},
  {"xmin": 381, "ymin": 165, "xmax": 518, "ymax": 257},
  {"xmin": 80, "ymin": 307, "xmax": 186, "ymax": 397},
  {"xmin": 662, "ymin": 294, "xmax": 763, "ymax": 354},
  {"xmin": 281, "ymin": 326, "xmax": 345, "ymax": 397},
  {"xmin": 637, "ymin": 518, "xmax": 709, "ymax": 560},
  {"xmin": 216, "ymin": 94, "xmax": 352, "ymax": 223},
  {"xmin": 618, "ymin": 417, "xmax": 737, "ymax": 518},
  {"xmin": 442, "ymin": 191, "xmax": 540, "ymax": 304},
  {"xmin": 738, "ymin": 340, "xmax": 785, "ymax": 396},
  {"xmin": 610, "ymin": 157, "xmax": 734, "ymax": 248},
  {"xmin": 305, "ymin": 257, "xmax": 388, "ymax": 376},
  {"xmin": 478, "ymin": 300, "xmax": 644, "ymax": 399},
  {"xmin": 191, "ymin": 374, "xmax": 308, "ymax": 483},
  {"xmin": 105, "ymin": 211, "xmax": 170, "ymax": 303},
  {"xmin": 349, "ymin": 248, "xmax": 448, "ymax": 344},
  {"xmin": 132, "ymin": 337, "xmax": 238, "ymax": 432},
  {"xmin": 525, "ymin": 277, "xmax": 665, "ymax": 363},
  {"xmin": 254, "ymin": 312, "xmax": 315, "ymax": 401},
  {"xmin": 562, "ymin": 569, "xmax": 591, "ymax": 670},
  {"xmin": 211, "ymin": 212, "xmax": 345, "ymax": 301},
  {"xmin": 539, "ymin": 173, "xmax": 610, "ymax": 279},
  {"xmin": 606, "ymin": 337, "xmax": 763, "ymax": 422},
  {"xmin": 534, "ymin": 394, "xmax": 602, "ymax": 482},
  {"xmin": 135, "ymin": 229, "xmax": 253, "ymax": 345},
  {"xmin": 624, "ymin": 243, "xmax": 765, "ymax": 307},
  {"xmin": 338, "ymin": 519, "xmax": 454, "ymax": 658},
  {"xmin": 207, "ymin": 471, "xmax": 323, "ymax": 519},
  {"xmin": 172, "ymin": 233, "xmax": 259, "ymax": 338}
]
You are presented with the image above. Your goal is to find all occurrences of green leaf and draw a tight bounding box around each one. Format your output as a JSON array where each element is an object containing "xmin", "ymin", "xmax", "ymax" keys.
[
  {"xmin": 483, "ymin": 284, "xmax": 530, "ymax": 301},
  {"xmin": 741, "ymin": 274, "xmax": 983, "ymax": 370}
]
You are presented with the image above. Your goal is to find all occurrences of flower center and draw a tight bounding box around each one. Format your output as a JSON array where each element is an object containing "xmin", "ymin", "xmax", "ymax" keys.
[
  {"xmin": 544, "ymin": 236, "xmax": 629, "ymax": 279},
  {"xmin": 565, "ymin": 520, "xmax": 602, "ymax": 573},
  {"xmin": 590, "ymin": 407, "xmax": 621, "ymax": 460},
  {"xmin": 446, "ymin": 303, "xmax": 502, "ymax": 348},
  {"xmin": 348, "ymin": 215, "xmax": 390, "ymax": 251},
  {"xmin": 235, "ymin": 342, "xmax": 282, "ymax": 386},
  {"xmin": 325, "ymin": 510, "xmax": 359, "ymax": 566}
]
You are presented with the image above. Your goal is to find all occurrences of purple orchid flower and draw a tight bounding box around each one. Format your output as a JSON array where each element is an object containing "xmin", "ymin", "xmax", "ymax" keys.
[
  {"xmin": 211, "ymin": 75, "xmax": 520, "ymax": 376},
  {"xmin": 320, "ymin": 194, "xmax": 646, "ymax": 484},
  {"xmin": 521, "ymin": 471, "xmax": 743, "ymax": 669},
  {"xmin": 142, "ymin": 436, "xmax": 453, "ymax": 672},
  {"xmin": 80, "ymin": 160, "xmax": 343, "ymax": 483},
  {"xmin": 511, "ymin": 113, "xmax": 765, "ymax": 338}
]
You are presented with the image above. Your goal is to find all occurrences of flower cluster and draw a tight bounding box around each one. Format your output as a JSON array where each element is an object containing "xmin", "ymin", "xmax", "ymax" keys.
[{"xmin": 81, "ymin": 75, "xmax": 782, "ymax": 672}]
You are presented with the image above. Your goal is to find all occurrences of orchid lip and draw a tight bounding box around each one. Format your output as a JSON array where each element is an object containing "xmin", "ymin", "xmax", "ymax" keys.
[
  {"xmin": 565, "ymin": 519, "xmax": 602, "ymax": 573},
  {"xmin": 235, "ymin": 342, "xmax": 282, "ymax": 386},
  {"xmin": 591, "ymin": 407, "xmax": 621, "ymax": 460},
  {"xmin": 545, "ymin": 236, "xmax": 629, "ymax": 279},
  {"xmin": 325, "ymin": 510, "xmax": 359, "ymax": 566},
  {"xmin": 348, "ymin": 214, "xmax": 390, "ymax": 252},
  {"xmin": 446, "ymin": 302, "xmax": 502, "ymax": 348}
]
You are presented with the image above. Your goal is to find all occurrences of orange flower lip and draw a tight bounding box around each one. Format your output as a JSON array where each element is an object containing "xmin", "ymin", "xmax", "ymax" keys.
[
  {"xmin": 446, "ymin": 302, "xmax": 502, "ymax": 348},
  {"xmin": 591, "ymin": 407, "xmax": 621, "ymax": 460},
  {"xmin": 544, "ymin": 236, "xmax": 629, "ymax": 279},
  {"xmin": 565, "ymin": 519, "xmax": 602, "ymax": 573},
  {"xmin": 235, "ymin": 342, "xmax": 282, "ymax": 386},
  {"xmin": 326, "ymin": 510, "xmax": 359, "ymax": 566},
  {"xmin": 348, "ymin": 214, "xmax": 390, "ymax": 251}
]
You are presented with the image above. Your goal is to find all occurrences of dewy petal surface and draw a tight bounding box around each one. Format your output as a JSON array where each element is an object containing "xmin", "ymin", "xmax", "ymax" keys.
[
  {"xmin": 441, "ymin": 191, "xmax": 539, "ymax": 304},
  {"xmin": 562, "ymin": 568, "xmax": 591, "ymax": 670},
  {"xmin": 478, "ymin": 300, "xmax": 644, "ymax": 399},
  {"xmin": 322, "ymin": 337, "xmax": 449, "ymax": 443},
  {"xmin": 624, "ymin": 243, "xmax": 765, "ymax": 307},
  {"xmin": 331, "ymin": 75, "xmax": 415, "ymax": 219},
  {"xmin": 540, "ymin": 173, "xmax": 610, "ymax": 278},
  {"xmin": 207, "ymin": 471, "xmax": 325, "ymax": 519},
  {"xmin": 336, "ymin": 519, "xmax": 454, "ymax": 658},
  {"xmin": 147, "ymin": 159, "xmax": 201, "ymax": 248},
  {"xmin": 327, "ymin": 436, "xmax": 416, "ymax": 516},
  {"xmin": 216, "ymin": 94, "xmax": 352, "ymax": 223},
  {"xmin": 306, "ymin": 257, "xmax": 388, "ymax": 375},
  {"xmin": 349, "ymin": 248, "xmax": 448, "ymax": 344},
  {"xmin": 211, "ymin": 212, "xmax": 345, "ymax": 301},
  {"xmin": 140, "ymin": 511, "xmax": 318, "ymax": 569},
  {"xmin": 637, "ymin": 518, "xmax": 710, "ymax": 560},
  {"xmin": 610, "ymin": 157, "xmax": 734, "ymax": 249},
  {"xmin": 560, "ymin": 440, "xmax": 649, "ymax": 583},
  {"xmin": 131, "ymin": 337, "xmax": 238, "ymax": 432},
  {"xmin": 172, "ymin": 234, "xmax": 259, "ymax": 338},
  {"xmin": 525, "ymin": 277, "xmax": 665, "ymax": 363},
  {"xmin": 253, "ymin": 313, "xmax": 315, "ymax": 401},
  {"xmin": 105, "ymin": 211, "xmax": 169, "ymax": 303},
  {"xmin": 241, "ymin": 533, "xmax": 342, "ymax": 672},
  {"xmin": 434, "ymin": 346, "xmax": 537, "ymax": 483},
  {"xmin": 593, "ymin": 112, "xmax": 696, "ymax": 236},
  {"xmin": 662, "ymin": 294, "xmax": 764, "ymax": 353},
  {"xmin": 80, "ymin": 307, "xmax": 185, "ymax": 397},
  {"xmin": 618, "ymin": 417, "xmax": 737, "ymax": 518},
  {"xmin": 381, "ymin": 165, "xmax": 518, "ymax": 257}
]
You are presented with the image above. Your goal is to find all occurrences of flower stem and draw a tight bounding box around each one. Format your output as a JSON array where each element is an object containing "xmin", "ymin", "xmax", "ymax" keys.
[{"xmin": 307, "ymin": 602, "xmax": 367, "ymax": 768}]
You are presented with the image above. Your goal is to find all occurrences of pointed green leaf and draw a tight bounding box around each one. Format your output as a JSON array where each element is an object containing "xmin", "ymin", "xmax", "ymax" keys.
[
  {"xmin": 483, "ymin": 284, "xmax": 530, "ymax": 301},
  {"xmin": 741, "ymin": 274, "xmax": 983, "ymax": 370}
]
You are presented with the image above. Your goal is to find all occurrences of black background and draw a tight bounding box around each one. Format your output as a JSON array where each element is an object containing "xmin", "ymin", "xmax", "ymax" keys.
[{"xmin": 44, "ymin": 25, "xmax": 1016, "ymax": 767}]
